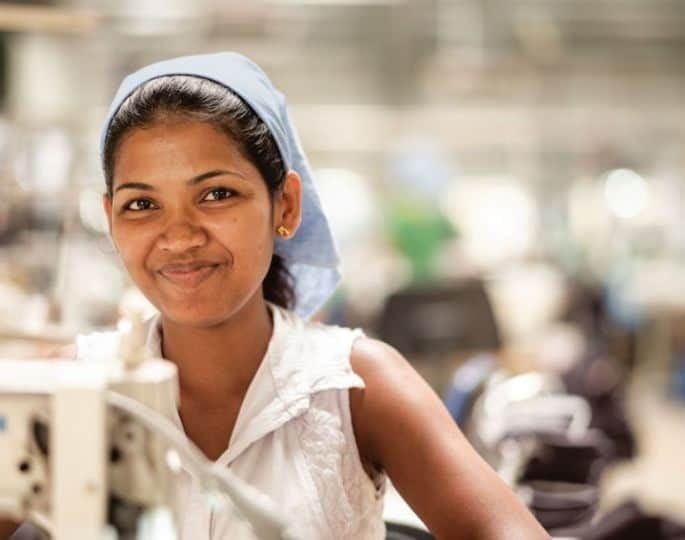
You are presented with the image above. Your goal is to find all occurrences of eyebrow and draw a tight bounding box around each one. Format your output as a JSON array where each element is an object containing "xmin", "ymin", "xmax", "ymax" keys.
[{"xmin": 114, "ymin": 169, "xmax": 245, "ymax": 194}]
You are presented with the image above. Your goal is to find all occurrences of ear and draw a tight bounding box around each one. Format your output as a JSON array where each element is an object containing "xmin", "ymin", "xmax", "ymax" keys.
[{"xmin": 274, "ymin": 170, "xmax": 302, "ymax": 237}]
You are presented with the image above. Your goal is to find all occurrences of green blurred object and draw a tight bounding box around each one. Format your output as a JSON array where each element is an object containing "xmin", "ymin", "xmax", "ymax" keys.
[{"xmin": 384, "ymin": 197, "xmax": 456, "ymax": 283}]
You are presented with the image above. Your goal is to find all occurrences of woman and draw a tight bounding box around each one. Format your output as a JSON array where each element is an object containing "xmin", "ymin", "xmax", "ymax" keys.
[{"xmin": 2, "ymin": 52, "xmax": 548, "ymax": 539}]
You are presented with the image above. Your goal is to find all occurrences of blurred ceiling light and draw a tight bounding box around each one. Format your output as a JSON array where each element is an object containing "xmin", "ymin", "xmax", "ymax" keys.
[
  {"xmin": 0, "ymin": 4, "xmax": 99, "ymax": 34},
  {"xmin": 316, "ymin": 167, "xmax": 376, "ymax": 245},
  {"xmin": 603, "ymin": 168, "xmax": 649, "ymax": 220},
  {"xmin": 444, "ymin": 177, "xmax": 538, "ymax": 268}
]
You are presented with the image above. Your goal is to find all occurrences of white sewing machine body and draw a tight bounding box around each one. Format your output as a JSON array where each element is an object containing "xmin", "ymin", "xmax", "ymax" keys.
[
  {"xmin": 0, "ymin": 357, "xmax": 180, "ymax": 539},
  {"xmin": 0, "ymin": 356, "xmax": 290, "ymax": 540}
]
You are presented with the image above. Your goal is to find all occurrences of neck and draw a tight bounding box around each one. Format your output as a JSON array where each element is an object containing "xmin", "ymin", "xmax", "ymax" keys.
[{"xmin": 160, "ymin": 296, "xmax": 273, "ymax": 405}]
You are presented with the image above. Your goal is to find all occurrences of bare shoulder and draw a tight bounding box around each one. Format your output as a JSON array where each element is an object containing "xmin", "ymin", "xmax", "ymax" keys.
[
  {"xmin": 348, "ymin": 337, "xmax": 441, "ymax": 468},
  {"xmin": 348, "ymin": 337, "xmax": 550, "ymax": 539},
  {"xmin": 348, "ymin": 337, "xmax": 431, "ymax": 429},
  {"xmin": 348, "ymin": 337, "xmax": 413, "ymax": 414},
  {"xmin": 350, "ymin": 337, "xmax": 416, "ymax": 386}
]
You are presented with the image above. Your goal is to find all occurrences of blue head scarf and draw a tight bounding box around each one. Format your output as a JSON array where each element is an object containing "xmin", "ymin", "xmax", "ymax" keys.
[{"xmin": 100, "ymin": 52, "xmax": 341, "ymax": 320}]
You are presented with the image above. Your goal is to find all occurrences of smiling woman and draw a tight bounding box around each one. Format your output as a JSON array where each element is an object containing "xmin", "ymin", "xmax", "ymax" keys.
[
  {"xmin": 56, "ymin": 53, "xmax": 551, "ymax": 540},
  {"xmin": 101, "ymin": 74, "xmax": 300, "ymax": 322}
]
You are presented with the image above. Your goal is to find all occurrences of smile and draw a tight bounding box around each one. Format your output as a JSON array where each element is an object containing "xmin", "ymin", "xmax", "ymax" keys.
[{"xmin": 158, "ymin": 262, "xmax": 222, "ymax": 289}]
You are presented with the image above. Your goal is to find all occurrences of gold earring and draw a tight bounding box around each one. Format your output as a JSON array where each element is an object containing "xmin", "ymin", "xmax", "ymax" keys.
[{"xmin": 277, "ymin": 225, "xmax": 291, "ymax": 239}]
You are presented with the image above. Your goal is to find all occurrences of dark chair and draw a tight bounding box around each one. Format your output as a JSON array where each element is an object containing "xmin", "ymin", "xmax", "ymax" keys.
[{"xmin": 377, "ymin": 279, "xmax": 501, "ymax": 358}]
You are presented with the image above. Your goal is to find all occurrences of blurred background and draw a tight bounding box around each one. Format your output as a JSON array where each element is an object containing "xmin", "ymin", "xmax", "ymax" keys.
[{"xmin": 1, "ymin": 0, "xmax": 685, "ymax": 537}]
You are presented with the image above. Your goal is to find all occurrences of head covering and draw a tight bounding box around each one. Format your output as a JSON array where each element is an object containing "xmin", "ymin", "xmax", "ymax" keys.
[{"xmin": 100, "ymin": 52, "xmax": 341, "ymax": 320}]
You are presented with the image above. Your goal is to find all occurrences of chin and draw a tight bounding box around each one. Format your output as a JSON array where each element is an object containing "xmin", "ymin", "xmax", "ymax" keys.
[
  {"xmin": 157, "ymin": 295, "xmax": 248, "ymax": 328},
  {"xmin": 146, "ymin": 281, "xmax": 264, "ymax": 328}
]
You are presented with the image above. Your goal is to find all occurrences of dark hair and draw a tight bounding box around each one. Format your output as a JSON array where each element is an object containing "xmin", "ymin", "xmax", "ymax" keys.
[{"xmin": 102, "ymin": 75, "xmax": 295, "ymax": 310}]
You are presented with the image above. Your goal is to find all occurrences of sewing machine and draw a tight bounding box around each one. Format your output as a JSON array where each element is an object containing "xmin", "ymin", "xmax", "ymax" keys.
[{"xmin": 0, "ymin": 316, "xmax": 291, "ymax": 540}]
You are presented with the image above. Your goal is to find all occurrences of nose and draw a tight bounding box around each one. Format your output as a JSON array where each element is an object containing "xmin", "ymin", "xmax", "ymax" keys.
[{"xmin": 156, "ymin": 218, "xmax": 208, "ymax": 253}]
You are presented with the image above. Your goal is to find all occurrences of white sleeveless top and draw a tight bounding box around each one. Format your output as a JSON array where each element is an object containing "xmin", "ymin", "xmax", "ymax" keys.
[{"xmin": 76, "ymin": 305, "xmax": 387, "ymax": 539}]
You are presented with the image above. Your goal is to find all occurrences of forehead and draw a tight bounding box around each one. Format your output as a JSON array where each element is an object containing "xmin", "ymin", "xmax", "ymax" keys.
[{"xmin": 113, "ymin": 119, "xmax": 258, "ymax": 185}]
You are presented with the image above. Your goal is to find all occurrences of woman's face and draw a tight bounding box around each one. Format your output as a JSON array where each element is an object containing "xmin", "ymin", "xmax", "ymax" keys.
[{"xmin": 103, "ymin": 119, "xmax": 300, "ymax": 327}]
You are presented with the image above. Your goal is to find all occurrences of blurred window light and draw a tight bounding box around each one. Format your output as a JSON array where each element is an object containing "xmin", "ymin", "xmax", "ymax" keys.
[
  {"xmin": 444, "ymin": 177, "xmax": 538, "ymax": 268},
  {"xmin": 603, "ymin": 168, "xmax": 649, "ymax": 220},
  {"xmin": 315, "ymin": 167, "xmax": 376, "ymax": 245}
]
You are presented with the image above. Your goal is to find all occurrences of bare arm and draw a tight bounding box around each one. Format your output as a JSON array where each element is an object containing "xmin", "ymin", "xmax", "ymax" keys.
[{"xmin": 350, "ymin": 338, "xmax": 549, "ymax": 540}]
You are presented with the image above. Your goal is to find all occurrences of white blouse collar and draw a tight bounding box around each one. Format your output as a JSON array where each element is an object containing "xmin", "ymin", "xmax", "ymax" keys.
[{"xmin": 143, "ymin": 303, "xmax": 310, "ymax": 465}]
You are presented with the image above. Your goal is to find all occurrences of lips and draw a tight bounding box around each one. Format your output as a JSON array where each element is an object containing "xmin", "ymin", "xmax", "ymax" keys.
[{"xmin": 158, "ymin": 261, "xmax": 222, "ymax": 289}]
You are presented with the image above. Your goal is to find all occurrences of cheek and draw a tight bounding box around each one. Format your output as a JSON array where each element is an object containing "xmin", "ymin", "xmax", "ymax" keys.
[
  {"xmin": 207, "ymin": 209, "xmax": 274, "ymax": 267},
  {"xmin": 111, "ymin": 224, "xmax": 156, "ymax": 273}
]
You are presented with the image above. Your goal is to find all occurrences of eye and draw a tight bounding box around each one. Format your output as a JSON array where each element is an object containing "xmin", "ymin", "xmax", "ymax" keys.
[
  {"xmin": 123, "ymin": 198, "xmax": 156, "ymax": 212},
  {"xmin": 202, "ymin": 187, "xmax": 234, "ymax": 202}
]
